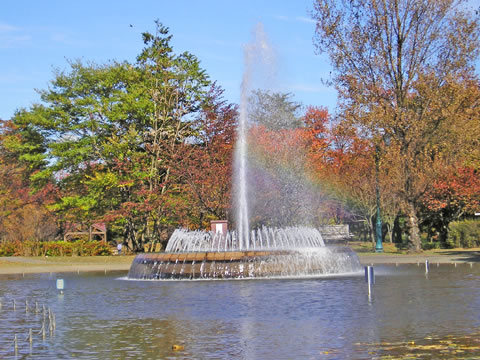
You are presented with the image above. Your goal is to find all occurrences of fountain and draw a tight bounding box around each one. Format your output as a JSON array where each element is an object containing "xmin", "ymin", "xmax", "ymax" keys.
[
  {"xmin": 128, "ymin": 24, "xmax": 362, "ymax": 280},
  {"xmin": 128, "ymin": 227, "xmax": 361, "ymax": 279}
]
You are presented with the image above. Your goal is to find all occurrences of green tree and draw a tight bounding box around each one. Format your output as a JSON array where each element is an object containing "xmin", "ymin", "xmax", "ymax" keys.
[
  {"xmin": 7, "ymin": 22, "xmax": 211, "ymax": 250},
  {"xmin": 313, "ymin": 0, "xmax": 480, "ymax": 252},
  {"xmin": 248, "ymin": 90, "xmax": 302, "ymax": 130}
]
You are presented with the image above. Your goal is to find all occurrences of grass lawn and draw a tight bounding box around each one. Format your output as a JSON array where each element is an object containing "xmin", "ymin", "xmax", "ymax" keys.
[
  {"xmin": 348, "ymin": 241, "xmax": 480, "ymax": 256},
  {"xmin": 348, "ymin": 241, "xmax": 404, "ymax": 254}
]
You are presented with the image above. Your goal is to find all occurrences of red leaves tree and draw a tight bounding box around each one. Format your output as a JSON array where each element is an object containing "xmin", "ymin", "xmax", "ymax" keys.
[
  {"xmin": 171, "ymin": 85, "xmax": 237, "ymax": 229},
  {"xmin": 0, "ymin": 120, "xmax": 58, "ymax": 242},
  {"xmin": 421, "ymin": 166, "xmax": 480, "ymax": 244},
  {"xmin": 246, "ymin": 106, "xmax": 330, "ymax": 227}
]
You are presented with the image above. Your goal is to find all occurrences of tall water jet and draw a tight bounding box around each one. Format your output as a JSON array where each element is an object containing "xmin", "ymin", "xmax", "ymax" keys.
[
  {"xmin": 235, "ymin": 69, "xmax": 249, "ymax": 250},
  {"xmin": 235, "ymin": 23, "xmax": 275, "ymax": 250}
]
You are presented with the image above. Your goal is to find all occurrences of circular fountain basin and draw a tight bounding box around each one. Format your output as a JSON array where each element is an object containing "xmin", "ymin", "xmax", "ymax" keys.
[{"xmin": 128, "ymin": 246, "xmax": 362, "ymax": 280}]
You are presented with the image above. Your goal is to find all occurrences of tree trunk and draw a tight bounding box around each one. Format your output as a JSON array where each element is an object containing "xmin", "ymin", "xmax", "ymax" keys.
[
  {"xmin": 386, "ymin": 222, "xmax": 393, "ymax": 243},
  {"xmin": 406, "ymin": 201, "xmax": 422, "ymax": 252},
  {"xmin": 124, "ymin": 220, "xmax": 141, "ymax": 252},
  {"xmin": 368, "ymin": 217, "xmax": 376, "ymax": 246}
]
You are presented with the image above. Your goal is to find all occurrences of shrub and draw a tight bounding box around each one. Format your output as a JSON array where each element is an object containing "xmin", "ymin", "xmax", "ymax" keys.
[
  {"xmin": 421, "ymin": 240, "xmax": 442, "ymax": 250},
  {"xmin": 447, "ymin": 220, "xmax": 480, "ymax": 248},
  {"xmin": 0, "ymin": 240, "xmax": 112, "ymax": 256},
  {"xmin": 0, "ymin": 241, "xmax": 17, "ymax": 256}
]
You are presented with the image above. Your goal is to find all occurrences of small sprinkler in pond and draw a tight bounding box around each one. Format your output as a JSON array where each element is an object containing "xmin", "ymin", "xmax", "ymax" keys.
[
  {"xmin": 56, "ymin": 279, "xmax": 64, "ymax": 294},
  {"xmin": 425, "ymin": 260, "xmax": 429, "ymax": 274}
]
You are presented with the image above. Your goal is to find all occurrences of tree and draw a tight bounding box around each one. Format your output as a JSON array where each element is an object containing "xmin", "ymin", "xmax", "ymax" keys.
[
  {"xmin": 7, "ymin": 22, "xmax": 212, "ymax": 250},
  {"xmin": 314, "ymin": 120, "xmax": 381, "ymax": 242},
  {"xmin": 171, "ymin": 85, "xmax": 237, "ymax": 229},
  {"xmin": 248, "ymin": 90, "xmax": 302, "ymax": 129},
  {"xmin": 421, "ymin": 166, "xmax": 480, "ymax": 244},
  {"xmin": 313, "ymin": 0, "xmax": 480, "ymax": 251},
  {"xmin": 246, "ymin": 106, "xmax": 331, "ymax": 227},
  {"xmin": 0, "ymin": 120, "xmax": 58, "ymax": 242}
]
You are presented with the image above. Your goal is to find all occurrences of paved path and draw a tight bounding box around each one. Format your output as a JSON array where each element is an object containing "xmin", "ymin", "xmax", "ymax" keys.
[{"xmin": 0, "ymin": 256, "xmax": 135, "ymax": 275}]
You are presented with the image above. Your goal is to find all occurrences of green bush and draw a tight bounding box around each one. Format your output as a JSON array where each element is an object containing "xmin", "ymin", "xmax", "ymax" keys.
[
  {"xmin": 0, "ymin": 240, "xmax": 112, "ymax": 256},
  {"xmin": 447, "ymin": 220, "xmax": 480, "ymax": 248},
  {"xmin": 421, "ymin": 240, "xmax": 442, "ymax": 250}
]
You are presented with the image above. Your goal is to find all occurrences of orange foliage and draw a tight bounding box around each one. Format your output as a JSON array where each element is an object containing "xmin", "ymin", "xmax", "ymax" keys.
[
  {"xmin": 423, "ymin": 167, "xmax": 480, "ymax": 215},
  {"xmin": 0, "ymin": 120, "xmax": 58, "ymax": 242}
]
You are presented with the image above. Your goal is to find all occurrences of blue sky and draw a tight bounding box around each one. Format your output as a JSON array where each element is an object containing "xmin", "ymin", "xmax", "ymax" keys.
[
  {"xmin": 0, "ymin": 0, "xmax": 336, "ymax": 120},
  {"xmin": 2, "ymin": 1, "xmax": 479, "ymax": 121}
]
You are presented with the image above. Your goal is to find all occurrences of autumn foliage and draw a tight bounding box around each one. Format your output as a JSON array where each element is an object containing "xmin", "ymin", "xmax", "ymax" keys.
[
  {"xmin": 0, "ymin": 120, "xmax": 58, "ymax": 243},
  {"xmin": 1, "ymin": 16, "xmax": 479, "ymax": 254}
]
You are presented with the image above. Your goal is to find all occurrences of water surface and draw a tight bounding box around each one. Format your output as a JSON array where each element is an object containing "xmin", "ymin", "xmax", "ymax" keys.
[{"xmin": 1, "ymin": 264, "xmax": 479, "ymax": 359}]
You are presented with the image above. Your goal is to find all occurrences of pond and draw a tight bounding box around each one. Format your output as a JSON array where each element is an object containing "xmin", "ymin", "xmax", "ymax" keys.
[{"xmin": 1, "ymin": 263, "xmax": 479, "ymax": 359}]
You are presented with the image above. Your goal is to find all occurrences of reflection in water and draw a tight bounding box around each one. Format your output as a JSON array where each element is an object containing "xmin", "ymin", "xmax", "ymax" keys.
[{"xmin": 0, "ymin": 265, "xmax": 479, "ymax": 359}]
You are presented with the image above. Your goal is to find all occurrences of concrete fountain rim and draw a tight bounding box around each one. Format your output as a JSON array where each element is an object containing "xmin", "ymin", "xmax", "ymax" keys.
[{"xmin": 134, "ymin": 246, "xmax": 354, "ymax": 263}]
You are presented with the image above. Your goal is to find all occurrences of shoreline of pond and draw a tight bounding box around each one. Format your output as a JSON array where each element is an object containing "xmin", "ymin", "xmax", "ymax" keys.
[{"xmin": 1, "ymin": 248, "xmax": 479, "ymax": 275}]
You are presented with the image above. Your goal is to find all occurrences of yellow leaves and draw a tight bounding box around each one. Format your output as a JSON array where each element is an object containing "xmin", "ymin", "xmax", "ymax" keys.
[
  {"xmin": 85, "ymin": 171, "xmax": 120, "ymax": 190},
  {"xmin": 408, "ymin": 344, "xmax": 447, "ymax": 350},
  {"xmin": 355, "ymin": 331, "xmax": 480, "ymax": 358}
]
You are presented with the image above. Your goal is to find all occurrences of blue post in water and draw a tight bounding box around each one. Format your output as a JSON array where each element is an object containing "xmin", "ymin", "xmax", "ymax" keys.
[{"xmin": 365, "ymin": 266, "xmax": 375, "ymax": 295}]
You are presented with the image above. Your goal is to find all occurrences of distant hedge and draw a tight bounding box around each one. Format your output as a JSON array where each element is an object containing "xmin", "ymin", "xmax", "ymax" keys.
[
  {"xmin": 0, "ymin": 240, "xmax": 112, "ymax": 256},
  {"xmin": 447, "ymin": 220, "xmax": 480, "ymax": 248}
]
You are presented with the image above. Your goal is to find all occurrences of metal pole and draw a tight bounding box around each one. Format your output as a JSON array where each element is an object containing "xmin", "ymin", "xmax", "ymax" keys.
[{"xmin": 375, "ymin": 144, "xmax": 383, "ymax": 252}]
